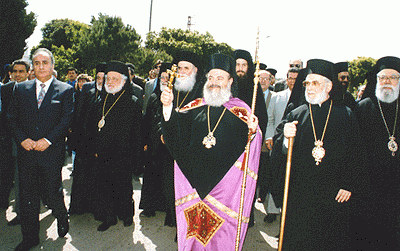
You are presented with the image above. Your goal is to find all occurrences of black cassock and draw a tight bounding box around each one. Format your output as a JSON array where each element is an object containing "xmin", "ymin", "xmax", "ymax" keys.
[
  {"xmin": 354, "ymin": 96, "xmax": 400, "ymax": 249},
  {"xmin": 140, "ymin": 92, "xmax": 175, "ymax": 225},
  {"xmin": 271, "ymin": 100, "xmax": 362, "ymax": 251},
  {"xmin": 86, "ymin": 86, "xmax": 142, "ymax": 222}
]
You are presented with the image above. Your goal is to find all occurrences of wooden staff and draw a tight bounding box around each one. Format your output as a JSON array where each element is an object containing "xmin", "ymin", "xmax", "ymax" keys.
[
  {"xmin": 166, "ymin": 64, "xmax": 179, "ymax": 89},
  {"xmin": 278, "ymin": 137, "xmax": 294, "ymax": 251},
  {"xmin": 235, "ymin": 27, "xmax": 260, "ymax": 251}
]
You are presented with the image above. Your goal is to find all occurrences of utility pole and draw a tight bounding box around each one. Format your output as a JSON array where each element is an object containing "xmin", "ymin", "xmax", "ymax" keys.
[{"xmin": 149, "ymin": 0, "xmax": 154, "ymax": 32}]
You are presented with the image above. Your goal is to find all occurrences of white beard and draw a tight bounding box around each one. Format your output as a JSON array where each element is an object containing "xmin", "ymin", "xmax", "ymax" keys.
[
  {"xmin": 105, "ymin": 81, "xmax": 124, "ymax": 94},
  {"xmin": 305, "ymin": 87, "xmax": 329, "ymax": 105},
  {"xmin": 376, "ymin": 84, "xmax": 400, "ymax": 103},
  {"xmin": 203, "ymin": 81, "xmax": 232, "ymax": 107},
  {"xmin": 175, "ymin": 72, "xmax": 196, "ymax": 92}
]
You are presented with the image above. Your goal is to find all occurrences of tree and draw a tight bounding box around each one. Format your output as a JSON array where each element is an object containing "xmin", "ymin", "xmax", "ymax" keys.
[
  {"xmin": 145, "ymin": 27, "xmax": 234, "ymax": 69},
  {"xmin": 37, "ymin": 19, "xmax": 89, "ymax": 51},
  {"xmin": 0, "ymin": 0, "xmax": 36, "ymax": 79},
  {"xmin": 76, "ymin": 13, "xmax": 142, "ymax": 73},
  {"xmin": 348, "ymin": 56, "xmax": 377, "ymax": 94}
]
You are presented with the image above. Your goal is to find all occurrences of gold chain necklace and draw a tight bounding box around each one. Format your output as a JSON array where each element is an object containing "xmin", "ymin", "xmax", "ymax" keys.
[
  {"xmin": 98, "ymin": 90, "xmax": 126, "ymax": 131},
  {"xmin": 202, "ymin": 106, "xmax": 227, "ymax": 149},
  {"xmin": 309, "ymin": 100, "xmax": 333, "ymax": 165},
  {"xmin": 175, "ymin": 91, "xmax": 190, "ymax": 112},
  {"xmin": 377, "ymin": 99, "xmax": 398, "ymax": 156}
]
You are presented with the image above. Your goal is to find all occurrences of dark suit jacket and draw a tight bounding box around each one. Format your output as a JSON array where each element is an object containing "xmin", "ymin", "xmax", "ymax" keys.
[{"xmin": 8, "ymin": 78, "xmax": 74, "ymax": 168}]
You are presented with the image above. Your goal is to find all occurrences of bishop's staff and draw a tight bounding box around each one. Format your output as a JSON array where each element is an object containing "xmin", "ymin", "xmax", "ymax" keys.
[
  {"xmin": 235, "ymin": 27, "xmax": 260, "ymax": 251},
  {"xmin": 278, "ymin": 137, "xmax": 294, "ymax": 251},
  {"xmin": 166, "ymin": 64, "xmax": 179, "ymax": 90}
]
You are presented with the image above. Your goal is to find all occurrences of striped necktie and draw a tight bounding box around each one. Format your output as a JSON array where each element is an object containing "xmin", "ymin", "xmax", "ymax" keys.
[{"xmin": 37, "ymin": 83, "xmax": 46, "ymax": 108}]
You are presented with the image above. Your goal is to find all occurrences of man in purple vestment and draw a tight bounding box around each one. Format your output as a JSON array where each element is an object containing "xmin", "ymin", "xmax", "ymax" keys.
[{"xmin": 161, "ymin": 53, "xmax": 262, "ymax": 250}]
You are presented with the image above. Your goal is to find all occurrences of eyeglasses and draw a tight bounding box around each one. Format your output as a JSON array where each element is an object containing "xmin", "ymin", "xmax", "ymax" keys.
[
  {"xmin": 290, "ymin": 64, "xmax": 301, "ymax": 68},
  {"xmin": 287, "ymin": 77, "xmax": 297, "ymax": 81},
  {"xmin": 303, "ymin": 81, "xmax": 322, "ymax": 88},
  {"xmin": 106, "ymin": 77, "xmax": 122, "ymax": 82},
  {"xmin": 378, "ymin": 75, "xmax": 400, "ymax": 82},
  {"xmin": 259, "ymin": 77, "xmax": 271, "ymax": 81},
  {"xmin": 340, "ymin": 76, "xmax": 349, "ymax": 81}
]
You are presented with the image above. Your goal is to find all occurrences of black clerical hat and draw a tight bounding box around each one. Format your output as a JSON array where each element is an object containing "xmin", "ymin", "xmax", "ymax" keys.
[
  {"xmin": 233, "ymin": 49, "xmax": 255, "ymax": 75},
  {"xmin": 207, "ymin": 53, "xmax": 236, "ymax": 77},
  {"xmin": 306, "ymin": 59, "xmax": 335, "ymax": 82},
  {"xmin": 106, "ymin": 61, "xmax": 129, "ymax": 77},
  {"xmin": 126, "ymin": 63, "xmax": 135, "ymax": 72},
  {"xmin": 334, "ymin": 62, "xmax": 348, "ymax": 74},
  {"xmin": 173, "ymin": 50, "xmax": 201, "ymax": 69},
  {"xmin": 207, "ymin": 53, "xmax": 238, "ymax": 97},
  {"xmin": 159, "ymin": 62, "xmax": 172, "ymax": 75},
  {"xmin": 259, "ymin": 63, "xmax": 267, "ymax": 70},
  {"xmin": 266, "ymin": 68, "xmax": 277, "ymax": 77},
  {"xmin": 375, "ymin": 56, "xmax": 400, "ymax": 73},
  {"xmin": 96, "ymin": 63, "xmax": 107, "ymax": 73}
]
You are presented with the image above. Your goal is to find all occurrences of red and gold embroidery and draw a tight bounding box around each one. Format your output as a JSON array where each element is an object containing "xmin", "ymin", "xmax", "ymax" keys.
[
  {"xmin": 229, "ymin": 106, "xmax": 249, "ymax": 123},
  {"xmin": 179, "ymin": 98, "xmax": 204, "ymax": 113},
  {"xmin": 184, "ymin": 201, "xmax": 224, "ymax": 247}
]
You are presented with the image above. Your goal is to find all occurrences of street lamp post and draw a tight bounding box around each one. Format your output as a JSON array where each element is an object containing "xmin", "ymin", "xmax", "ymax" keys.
[{"xmin": 149, "ymin": 0, "xmax": 153, "ymax": 32}]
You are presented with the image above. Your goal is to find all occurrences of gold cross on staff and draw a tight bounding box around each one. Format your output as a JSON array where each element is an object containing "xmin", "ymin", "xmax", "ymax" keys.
[{"xmin": 166, "ymin": 64, "xmax": 180, "ymax": 89}]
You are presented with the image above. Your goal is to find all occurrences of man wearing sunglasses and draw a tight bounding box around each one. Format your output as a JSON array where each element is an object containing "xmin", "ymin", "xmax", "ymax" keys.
[{"xmin": 334, "ymin": 62, "xmax": 356, "ymax": 110}]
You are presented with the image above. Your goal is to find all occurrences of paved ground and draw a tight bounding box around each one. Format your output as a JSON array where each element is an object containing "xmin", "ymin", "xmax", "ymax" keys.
[{"xmin": 0, "ymin": 156, "xmax": 279, "ymax": 250}]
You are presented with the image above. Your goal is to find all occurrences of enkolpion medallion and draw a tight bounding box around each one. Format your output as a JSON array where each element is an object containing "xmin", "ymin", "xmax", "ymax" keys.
[
  {"xmin": 312, "ymin": 140, "xmax": 325, "ymax": 165},
  {"xmin": 98, "ymin": 116, "xmax": 105, "ymax": 131},
  {"xmin": 388, "ymin": 136, "xmax": 398, "ymax": 156},
  {"xmin": 203, "ymin": 132, "xmax": 216, "ymax": 149}
]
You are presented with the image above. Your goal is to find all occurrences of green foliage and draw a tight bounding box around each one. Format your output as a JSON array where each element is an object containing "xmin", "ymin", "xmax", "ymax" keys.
[
  {"xmin": 37, "ymin": 19, "xmax": 89, "ymax": 51},
  {"xmin": 348, "ymin": 56, "xmax": 377, "ymax": 94},
  {"xmin": 0, "ymin": 0, "xmax": 36, "ymax": 78},
  {"xmin": 76, "ymin": 13, "xmax": 142, "ymax": 73},
  {"xmin": 145, "ymin": 27, "xmax": 234, "ymax": 69},
  {"xmin": 133, "ymin": 48, "xmax": 173, "ymax": 78}
]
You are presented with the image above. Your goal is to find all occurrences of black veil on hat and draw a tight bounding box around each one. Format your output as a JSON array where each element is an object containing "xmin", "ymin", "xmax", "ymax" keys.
[
  {"xmin": 283, "ymin": 68, "xmax": 310, "ymax": 117},
  {"xmin": 334, "ymin": 62, "xmax": 348, "ymax": 74},
  {"xmin": 266, "ymin": 68, "xmax": 277, "ymax": 77},
  {"xmin": 206, "ymin": 53, "xmax": 238, "ymax": 97},
  {"xmin": 363, "ymin": 56, "xmax": 400, "ymax": 99},
  {"xmin": 233, "ymin": 49, "xmax": 255, "ymax": 77}
]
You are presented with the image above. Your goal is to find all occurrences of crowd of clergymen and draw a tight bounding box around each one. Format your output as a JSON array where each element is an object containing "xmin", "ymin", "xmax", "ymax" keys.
[{"xmin": 0, "ymin": 47, "xmax": 399, "ymax": 250}]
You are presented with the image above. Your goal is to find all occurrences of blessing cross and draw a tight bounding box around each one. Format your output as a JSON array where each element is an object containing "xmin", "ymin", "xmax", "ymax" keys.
[{"xmin": 166, "ymin": 64, "xmax": 180, "ymax": 90}]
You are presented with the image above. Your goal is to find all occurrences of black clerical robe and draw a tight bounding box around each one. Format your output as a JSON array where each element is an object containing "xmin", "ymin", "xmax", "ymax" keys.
[
  {"xmin": 354, "ymin": 97, "xmax": 400, "ymax": 249},
  {"xmin": 271, "ymin": 100, "xmax": 362, "ymax": 251}
]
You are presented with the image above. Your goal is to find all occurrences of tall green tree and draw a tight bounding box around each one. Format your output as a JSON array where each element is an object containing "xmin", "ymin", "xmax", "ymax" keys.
[
  {"xmin": 0, "ymin": 0, "xmax": 36, "ymax": 79},
  {"xmin": 145, "ymin": 27, "xmax": 234, "ymax": 69},
  {"xmin": 348, "ymin": 56, "xmax": 377, "ymax": 93},
  {"xmin": 36, "ymin": 19, "xmax": 89, "ymax": 51},
  {"xmin": 76, "ymin": 13, "xmax": 142, "ymax": 73}
]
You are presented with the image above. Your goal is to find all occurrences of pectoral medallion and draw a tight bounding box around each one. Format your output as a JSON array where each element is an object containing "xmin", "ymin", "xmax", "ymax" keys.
[
  {"xmin": 98, "ymin": 116, "xmax": 105, "ymax": 131},
  {"xmin": 203, "ymin": 132, "xmax": 216, "ymax": 149},
  {"xmin": 312, "ymin": 140, "xmax": 325, "ymax": 165},
  {"xmin": 388, "ymin": 136, "xmax": 398, "ymax": 156}
]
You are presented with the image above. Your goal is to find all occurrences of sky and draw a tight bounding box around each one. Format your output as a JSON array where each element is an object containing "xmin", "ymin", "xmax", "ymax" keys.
[{"xmin": 25, "ymin": 0, "xmax": 400, "ymax": 79}]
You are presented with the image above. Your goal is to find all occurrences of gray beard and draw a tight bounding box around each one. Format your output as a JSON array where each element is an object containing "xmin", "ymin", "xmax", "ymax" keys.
[
  {"xmin": 175, "ymin": 73, "xmax": 196, "ymax": 92},
  {"xmin": 305, "ymin": 89, "xmax": 329, "ymax": 105},
  {"xmin": 105, "ymin": 82, "xmax": 124, "ymax": 94},
  {"xmin": 203, "ymin": 81, "xmax": 232, "ymax": 107},
  {"xmin": 376, "ymin": 84, "xmax": 400, "ymax": 103}
]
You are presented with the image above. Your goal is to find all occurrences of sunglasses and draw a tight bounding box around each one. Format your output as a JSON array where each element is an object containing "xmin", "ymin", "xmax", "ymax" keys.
[{"xmin": 290, "ymin": 64, "xmax": 301, "ymax": 68}]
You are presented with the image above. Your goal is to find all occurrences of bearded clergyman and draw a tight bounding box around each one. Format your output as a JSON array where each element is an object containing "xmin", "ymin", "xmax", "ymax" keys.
[
  {"xmin": 161, "ymin": 53, "xmax": 262, "ymax": 250},
  {"xmin": 353, "ymin": 56, "xmax": 400, "ymax": 250},
  {"xmin": 85, "ymin": 61, "xmax": 142, "ymax": 232},
  {"xmin": 271, "ymin": 59, "xmax": 362, "ymax": 251}
]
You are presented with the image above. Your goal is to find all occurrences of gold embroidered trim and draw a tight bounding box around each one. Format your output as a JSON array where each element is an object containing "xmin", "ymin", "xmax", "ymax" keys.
[
  {"xmin": 205, "ymin": 195, "xmax": 249, "ymax": 223},
  {"xmin": 175, "ymin": 192, "xmax": 199, "ymax": 207},
  {"xmin": 229, "ymin": 106, "xmax": 249, "ymax": 123},
  {"xmin": 178, "ymin": 98, "xmax": 204, "ymax": 112},
  {"xmin": 234, "ymin": 161, "xmax": 258, "ymax": 181},
  {"xmin": 184, "ymin": 201, "xmax": 225, "ymax": 247}
]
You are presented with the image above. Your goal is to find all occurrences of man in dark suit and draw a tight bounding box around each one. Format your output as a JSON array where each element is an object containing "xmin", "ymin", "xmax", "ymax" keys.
[{"xmin": 8, "ymin": 48, "xmax": 73, "ymax": 251}]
